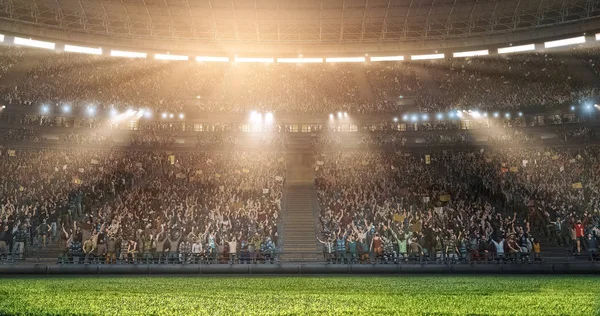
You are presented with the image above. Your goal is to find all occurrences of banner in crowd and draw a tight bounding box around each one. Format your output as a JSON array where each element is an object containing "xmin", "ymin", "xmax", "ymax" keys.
[
  {"xmin": 509, "ymin": 167, "xmax": 518, "ymax": 173},
  {"xmin": 7, "ymin": 150, "xmax": 15, "ymax": 157},
  {"xmin": 425, "ymin": 155, "xmax": 431, "ymax": 165},
  {"xmin": 168, "ymin": 155, "xmax": 175, "ymax": 165},
  {"xmin": 231, "ymin": 202, "xmax": 243, "ymax": 210},
  {"xmin": 439, "ymin": 195, "xmax": 451, "ymax": 202},
  {"xmin": 572, "ymin": 182, "xmax": 583, "ymax": 189},
  {"xmin": 410, "ymin": 222, "xmax": 422, "ymax": 232},
  {"xmin": 393, "ymin": 213, "xmax": 405, "ymax": 222}
]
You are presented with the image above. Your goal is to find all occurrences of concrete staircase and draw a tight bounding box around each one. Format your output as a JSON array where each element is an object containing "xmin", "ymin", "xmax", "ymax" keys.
[
  {"xmin": 413, "ymin": 65, "xmax": 445, "ymax": 97},
  {"xmin": 352, "ymin": 65, "xmax": 375, "ymax": 101},
  {"xmin": 27, "ymin": 239, "xmax": 61, "ymax": 263},
  {"xmin": 286, "ymin": 133, "xmax": 312, "ymax": 151},
  {"xmin": 280, "ymin": 154, "xmax": 321, "ymax": 262}
]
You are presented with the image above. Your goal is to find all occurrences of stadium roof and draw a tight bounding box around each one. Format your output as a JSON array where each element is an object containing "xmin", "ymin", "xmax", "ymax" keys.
[{"xmin": 0, "ymin": 0, "xmax": 599, "ymax": 53}]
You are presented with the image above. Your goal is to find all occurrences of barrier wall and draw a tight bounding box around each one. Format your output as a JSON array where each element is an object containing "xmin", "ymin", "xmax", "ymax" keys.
[{"xmin": 0, "ymin": 263, "xmax": 598, "ymax": 275}]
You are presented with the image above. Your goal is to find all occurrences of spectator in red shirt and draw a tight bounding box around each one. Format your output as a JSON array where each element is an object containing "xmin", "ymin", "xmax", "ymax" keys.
[{"xmin": 574, "ymin": 220, "xmax": 585, "ymax": 254}]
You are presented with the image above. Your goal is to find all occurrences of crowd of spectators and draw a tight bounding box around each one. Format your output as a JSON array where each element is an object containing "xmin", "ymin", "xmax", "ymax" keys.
[
  {"xmin": 1, "ymin": 43, "xmax": 600, "ymax": 267},
  {"xmin": 310, "ymin": 123, "xmax": 598, "ymax": 149},
  {"xmin": 0, "ymin": 148, "xmax": 284, "ymax": 264},
  {"xmin": 314, "ymin": 148, "xmax": 600, "ymax": 264},
  {"xmin": 439, "ymin": 147, "xmax": 600, "ymax": 257},
  {"xmin": 4, "ymin": 128, "xmax": 41, "ymax": 142},
  {"xmin": 1, "ymin": 46, "xmax": 600, "ymax": 114},
  {"xmin": 421, "ymin": 52, "xmax": 598, "ymax": 112},
  {"xmin": 314, "ymin": 151, "xmax": 527, "ymax": 264}
]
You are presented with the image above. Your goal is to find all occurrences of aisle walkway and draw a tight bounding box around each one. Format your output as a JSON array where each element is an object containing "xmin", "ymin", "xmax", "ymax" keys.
[{"xmin": 279, "ymin": 154, "xmax": 321, "ymax": 262}]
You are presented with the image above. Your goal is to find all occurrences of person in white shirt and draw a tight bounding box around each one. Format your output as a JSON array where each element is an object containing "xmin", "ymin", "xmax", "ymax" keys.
[
  {"xmin": 225, "ymin": 236, "xmax": 238, "ymax": 264},
  {"xmin": 191, "ymin": 240, "xmax": 202, "ymax": 264}
]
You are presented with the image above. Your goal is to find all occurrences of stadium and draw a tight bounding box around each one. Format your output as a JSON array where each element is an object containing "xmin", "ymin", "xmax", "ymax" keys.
[{"xmin": 0, "ymin": 0, "xmax": 600, "ymax": 314}]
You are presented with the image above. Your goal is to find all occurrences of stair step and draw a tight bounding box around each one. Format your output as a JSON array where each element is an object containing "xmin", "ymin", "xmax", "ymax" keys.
[{"xmin": 281, "ymin": 168, "xmax": 319, "ymax": 258}]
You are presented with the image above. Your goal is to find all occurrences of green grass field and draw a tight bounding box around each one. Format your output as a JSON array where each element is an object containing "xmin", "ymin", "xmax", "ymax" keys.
[{"xmin": 0, "ymin": 275, "xmax": 598, "ymax": 315}]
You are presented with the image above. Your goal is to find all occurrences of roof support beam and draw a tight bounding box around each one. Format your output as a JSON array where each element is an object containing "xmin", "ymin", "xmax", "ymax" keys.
[
  {"xmin": 467, "ymin": 0, "xmax": 479, "ymax": 34},
  {"xmin": 122, "ymin": 0, "xmax": 137, "ymax": 36},
  {"xmin": 77, "ymin": 0, "xmax": 88, "ymax": 30},
  {"xmin": 5, "ymin": 0, "xmax": 14, "ymax": 19},
  {"xmin": 97, "ymin": 0, "xmax": 109, "ymax": 32},
  {"xmin": 339, "ymin": 0, "xmax": 346, "ymax": 42},
  {"xmin": 585, "ymin": 0, "xmax": 594, "ymax": 18},
  {"xmin": 559, "ymin": 0, "xmax": 568, "ymax": 23},
  {"xmin": 380, "ymin": 0, "xmax": 391, "ymax": 41},
  {"xmin": 208, "ymin": 0, "xmax": 217, "ymax": 41},
  {"xmin": 359, "ymin": 0, "xmax": 369, "ymax": 42},
  {"xmin": 183, "ymin": 0, "xmax": 196, "ymax": 39},
  {"xmin": 402, "ymin": 0, "xmax": 415, "ymax": 39},
  {"xmin": 487, "ymin": 1, "xmax": 499, "ymax": 32},
  {"xmin": 425, "ymin": 0, "xmax": 437, "ymax": 37},
  {"xmin": 162, "ymin": 0, "xmax": 175, "ymax": 37},
  {"xmin": 319, "ymin": 0, "xmax": 323, "ymax": 43},
  {"xmin": 535, "ymin": 0, "xmax": 545, "ymax": 26},
  {"xmin": 512, "ymin": 0, "xmax": 522, "ymax": 30},
  {"xmin": 231, "ymin": 0, "xmax": 240, "ymax": 41},
  {"xmin": 445, "ymin": 0, "xmax": 457, "ymax": 36}
]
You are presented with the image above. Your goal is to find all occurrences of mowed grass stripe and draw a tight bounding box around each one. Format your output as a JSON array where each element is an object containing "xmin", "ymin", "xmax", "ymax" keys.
[{"xmin": 0, "ymin": 276, "xmax": 597, "ymax": 315}]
